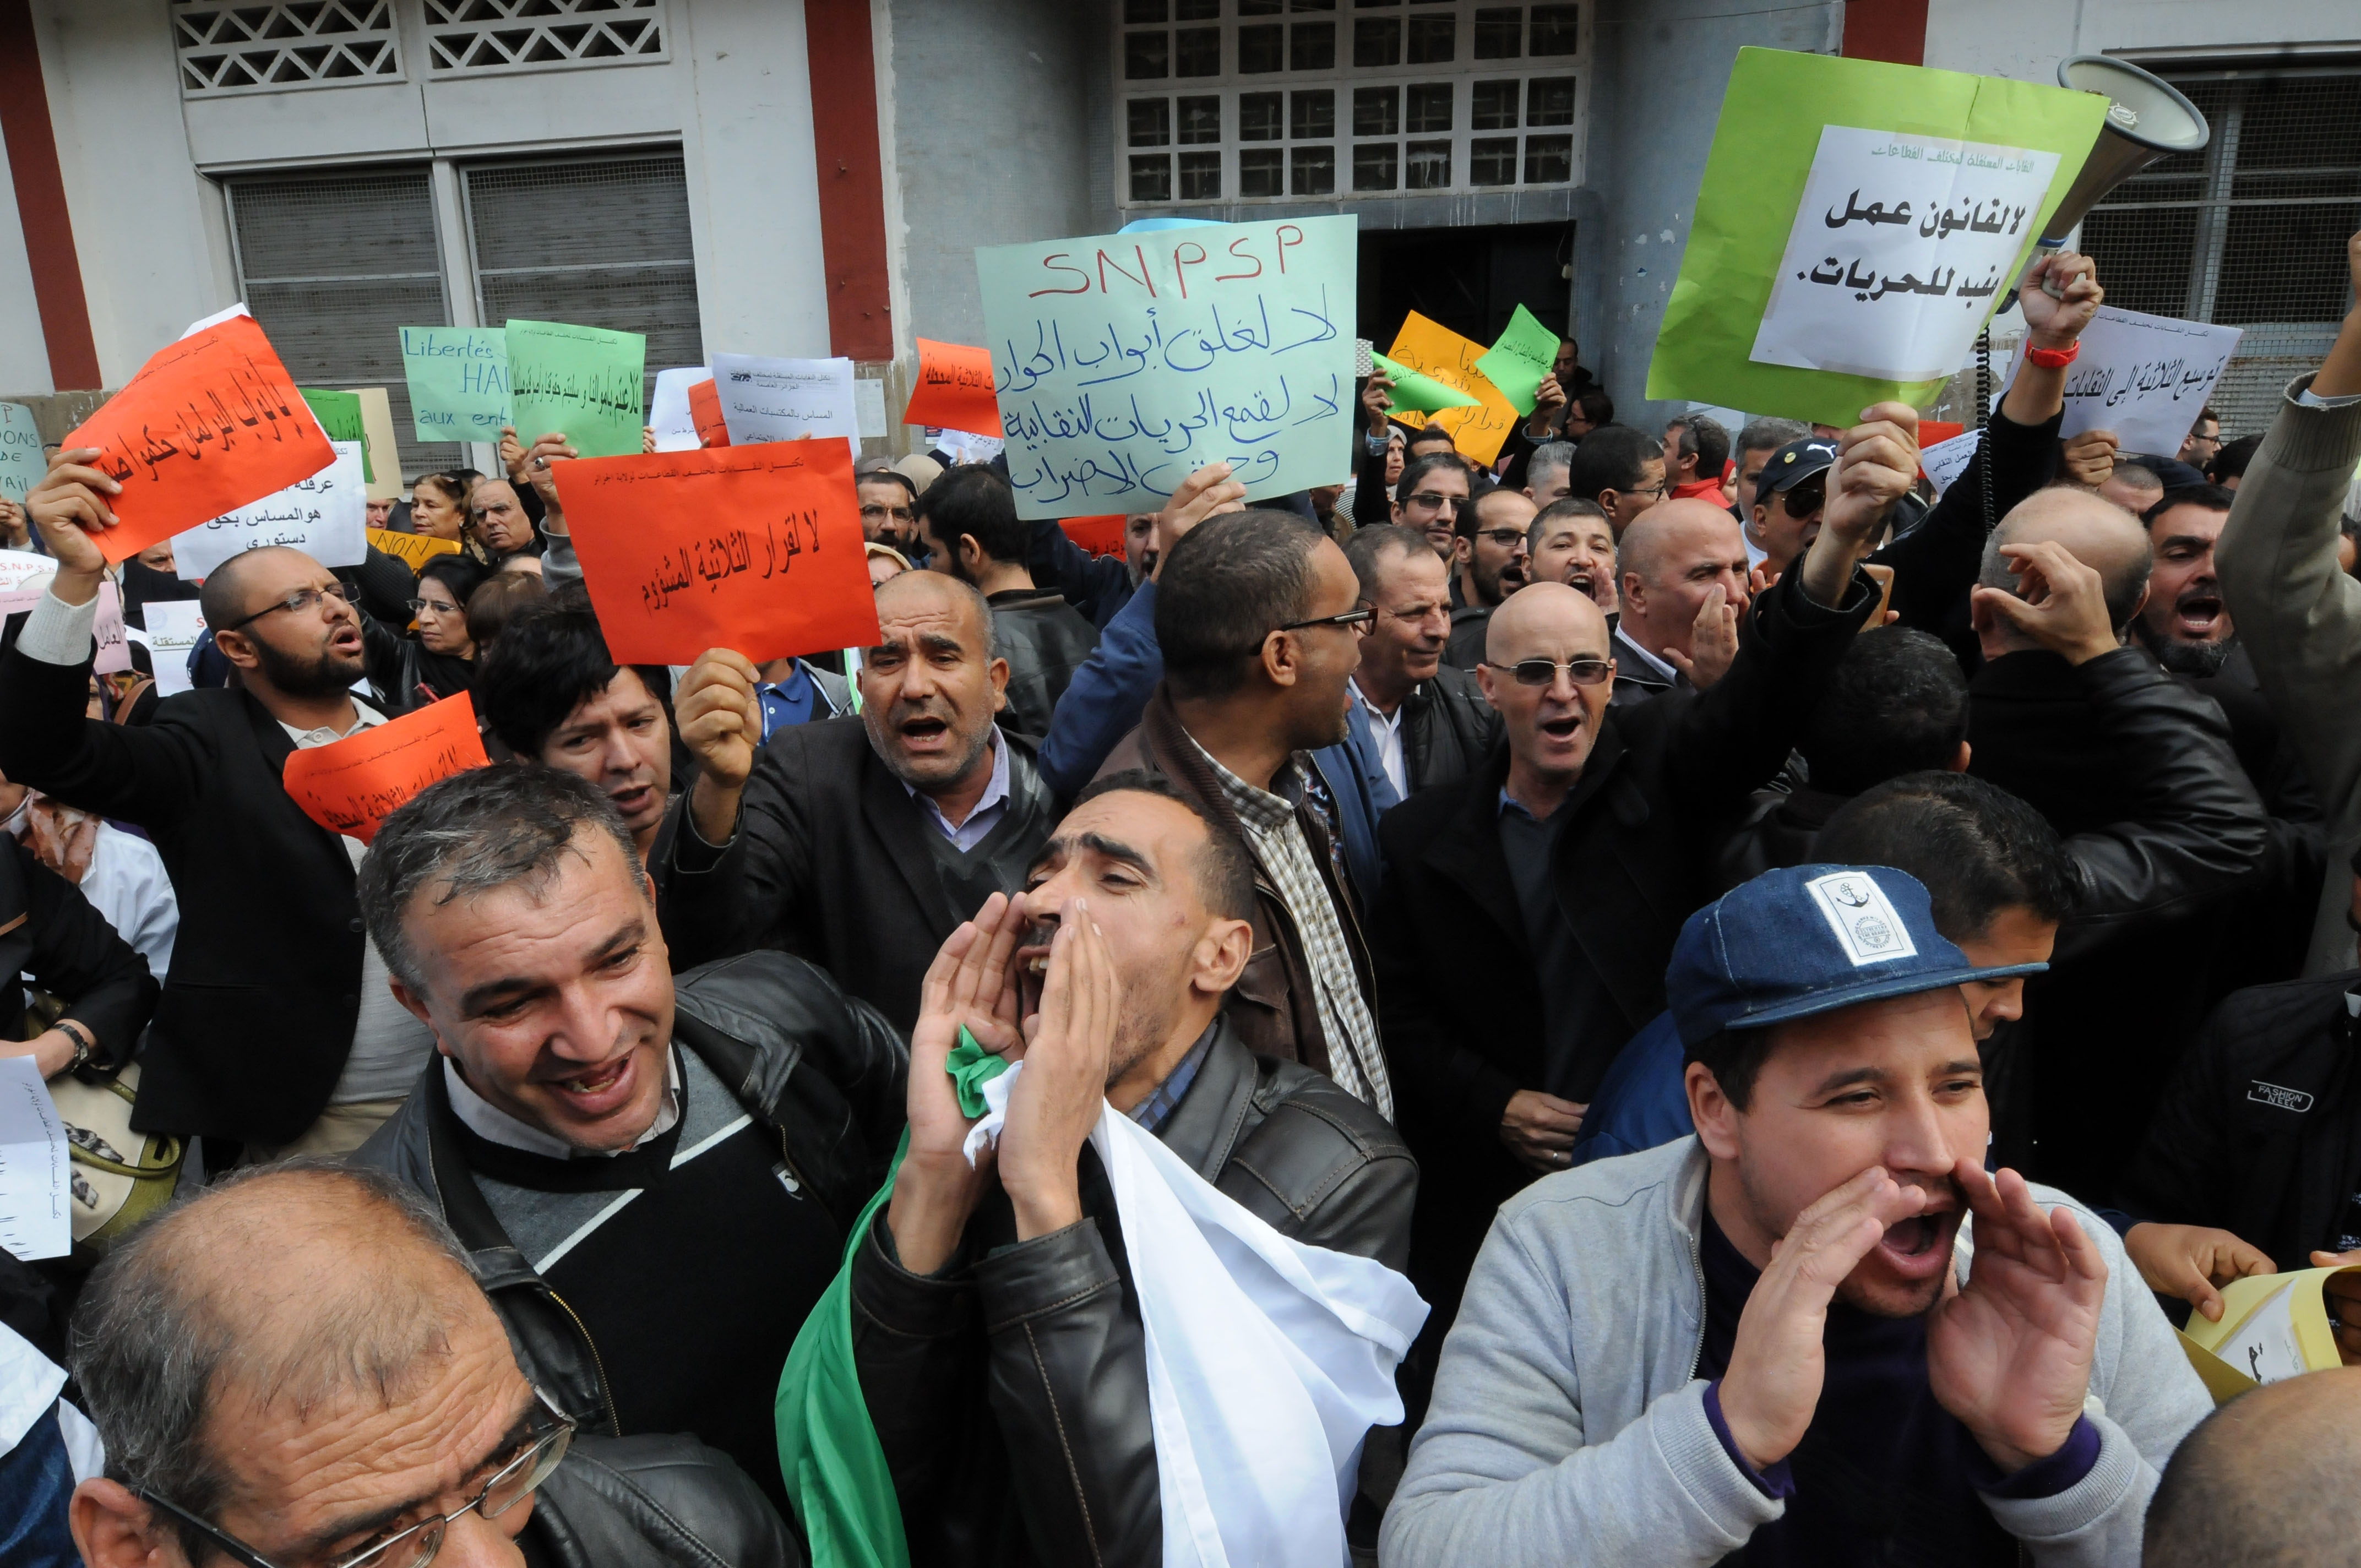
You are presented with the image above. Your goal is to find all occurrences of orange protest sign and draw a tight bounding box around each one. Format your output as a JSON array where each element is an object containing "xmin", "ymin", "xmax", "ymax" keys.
[
  {"xmin": 367, "ymin": 526, "xmax": 462, "ymax": 572},
  {"xmin": 687, "ymin": 378, "xmax": 732, "ymax": 448},
  {"xmin": 280, "ymin": 692, "xmax": 487, "ymax": 845},
  {"xmin": 1384, "ymin": 313, "xmax": 1521, "ymax": 467},
  {"xmin": 1060, "ymin": 515, "xmax": 1127, "ymax": 558},
  {"xmin": 901, "ymin": 339, "xmax": 1001, "ymax": 438},
  {"xmin": 551, "ymin": 438, "xmax": 882, "ymax": 667},
  {"xmin": 66, "ymin": 314, "xmax": 338, "ymax": 564}
]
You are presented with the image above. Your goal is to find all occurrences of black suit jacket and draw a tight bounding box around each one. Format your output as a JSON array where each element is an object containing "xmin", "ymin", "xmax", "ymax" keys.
[{"xmin": 0, "ymin": 644, "xmax": 369, "ymax": 1142}]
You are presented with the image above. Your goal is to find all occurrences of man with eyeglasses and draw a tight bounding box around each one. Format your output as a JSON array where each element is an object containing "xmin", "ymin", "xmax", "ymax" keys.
[
  {"xmin": 1441, "ymin": 488, "xmax": 1536, "ymax": 672},
  {"xmin": 1561, "ymin": 424, "xmax": 1668, "ymax": 538},
  {"xmin": 1369, "ymin": 405, "xmax": 1918, "ymax": 1402},
  {"xmin": 1392, "ymin": 449, "xmax": 1476, "ymax": 563},
  {"xmin": 1745, "ymin": 436, "xmax": 1837, "ymax": 573},
  {"xmin": 1339, "ymin": 525, "xmax": 1503, "ymax": 812},
  {"xmin": 855, "ymin": 464, "xmax": 922, "ymax": 558},
  {"xmin": 0, "ymin": 451, "xmax": 441, "ymax": 1161},
  {"xmin": 67, "ymin": 1163, "xmax": 797, "ymax": 1568}
]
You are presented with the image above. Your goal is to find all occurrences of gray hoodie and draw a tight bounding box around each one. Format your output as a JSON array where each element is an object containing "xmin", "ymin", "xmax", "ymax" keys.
[{"xmin": 1381, "ymin": 1137, "xmax": 2212, "ymax": 1567}]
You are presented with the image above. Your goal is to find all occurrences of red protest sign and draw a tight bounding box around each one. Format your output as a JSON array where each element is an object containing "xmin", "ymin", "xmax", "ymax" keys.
[
  {"xmin": 281, "ymin": 692, "xmax": 488, "ymax": 846},
  {"xmin": 1061, "ymin": 515, "xmax": 1127, "ymax": 558},
  {"xmin": 65, "ymin": 314, "xmax": 338, "ymax": 564},
  {"xmin": 551, "ymin": 438, "xmax": 882, "ymax": 666},
  {"xmin": 687, "ymin": 378, "xmax": 732, "ymax": 448},
  {"xmin": 901, "ymin": 339, "xmax": 1000, "ymax": 438}
]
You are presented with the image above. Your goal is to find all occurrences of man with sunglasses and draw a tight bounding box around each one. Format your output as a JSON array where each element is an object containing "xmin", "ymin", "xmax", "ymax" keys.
[
  {"xmin": 0, "ymin": 451, "xmax": 442, "ymax": 1161},
  {"xmin": 68, "ymin": 1163, "xmax": 795, "ymax": 1568},
  {"xmin": 1369, "ymin": 405, "xmax": 1919, "ymax": 1401},
  {"xmin": 1745, "ymin": 436, "xmax": 1837, "ymax": 573},
  {"xmin": 1392, "ymin": 450, "xmax": 1476, "ymax": 562}
]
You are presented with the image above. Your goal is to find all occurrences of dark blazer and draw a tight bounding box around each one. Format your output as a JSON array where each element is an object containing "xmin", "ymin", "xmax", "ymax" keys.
[
  {"xmin": 0, "ymin": 839, "xmax": 157, "ymax": 1071},
  {"xmin": 661, "ymin": 717, "xmax": 1053, "ymax": 1035},
  {"xmin": 1369, "ymin": 570, "xmax": 1876, "ymax": 1321},
  {"xmin": 850, "ymin": 1016, "xmax": 1414, "ymax": 1568},
  {"xmin": 0, "ymin": 644, "xmax": 372, "ymax": 1143},
  {"xmin": 985, "ymin": 588, "xmax": 1100, "ymax": 740}
]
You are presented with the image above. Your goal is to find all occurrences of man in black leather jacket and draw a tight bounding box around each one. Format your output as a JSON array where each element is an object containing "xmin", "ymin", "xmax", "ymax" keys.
[
  {"xmin": 851, "ymin": 773, "xmax": 1415, "ymax": 1566},
  {"xmin": 68, "ymin": 1163, "xmax": 797, "ymax": 1568},
  {"xmin": 1339, "ymin": 525, "xmax": 1502, "ymax": 812},
  {"xmin": 915, "ymin": 466, "xmax": 1100, "ymax": 739},
  {"xmin": 351, "ymin": 765, "xmax": 906, "ymax": 1519}
]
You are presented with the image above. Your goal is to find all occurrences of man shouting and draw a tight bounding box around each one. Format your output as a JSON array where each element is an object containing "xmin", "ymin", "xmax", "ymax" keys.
[{"xmin": 1384, "ymin": 863, "xmax": 2211, "ymax": 1567}]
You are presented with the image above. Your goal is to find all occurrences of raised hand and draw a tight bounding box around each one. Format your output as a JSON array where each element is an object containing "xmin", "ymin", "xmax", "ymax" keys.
[
  {"xmin": 996, "ymin": 900, "xmax": 1119, "ymax": 1241},
  {"xmin": 1969, "ymin": 538, "xmax": 2120, "ymax": 666},
  {"xmin": 25, "ymin": 447, "xmax": 122, "ymax": 601},
  {"xmin": 1151, "ymin": 461, "xmax": 1248, "ymax": 578},
  {"xmin": 1498, "ymin": 1088, "xmax": 1585, "ymax": 1173},
  {"xmin": 676, "ymin": 648, "xmax": 762, "ymax": 846},
  {"xmin": 1797, "ymin": 404, "xmax": 1917, "ymax": 608},
  {"xmin": 498, "ymin": 425, "xmax": 528, "ymax": 484},
  {"xmin": 1527, "ymin": 371, "xmax": 1567, "ymax": 435},
  {"xmin": 2125, "ymin": 1222, "xmax": 2273, "ymax": 1323},
  {"xmin": 1719, "ymin": 1167, "xmax": 1934, "ymax": 1471},
  {"xmin": 520, "ymin": 432, "xmax": 579, "ymax": 514},
  {"xmin": 2019, "ymin": 251, "xmax": 2103, "ymax": 350},
  {"xmin": 1362, "ymin": 373, "xmax": 1396, "ymax": 436},
  {"xmin": 1665, "ymin": 581, "xmax": 1740, "ymax": 689},
  {"xmin": 1927, "ymin": 1161, "xmax": 2106, "ymax": 1473}
]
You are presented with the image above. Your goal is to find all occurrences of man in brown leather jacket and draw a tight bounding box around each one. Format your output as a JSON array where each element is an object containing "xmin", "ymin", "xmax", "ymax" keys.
[{"xmin": 850, "ymin": 772, "xmax": 1416, "ymax": 1567}]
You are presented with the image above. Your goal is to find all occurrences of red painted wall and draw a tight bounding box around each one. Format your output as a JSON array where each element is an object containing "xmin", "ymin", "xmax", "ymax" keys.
[
  {"xmin": 1841, "ymin": 0, "xmax": 1930, "ymax": 67},
  {"xmin": 0, "ymin": 0, "xmax": 100, "ymax": 389},
  {"xmin": 803, "ymin": 0, "xmax": 895, "ymax": 362}
]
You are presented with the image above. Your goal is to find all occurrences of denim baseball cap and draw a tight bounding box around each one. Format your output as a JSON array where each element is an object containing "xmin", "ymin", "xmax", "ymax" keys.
[
  {"xmin": 1761, "ymin": 437, "xmax": 1837, "ymax": 493},
  {"xmin": 1667, "ymin": 864, "xmax": 2048, "ymax": 1048}
]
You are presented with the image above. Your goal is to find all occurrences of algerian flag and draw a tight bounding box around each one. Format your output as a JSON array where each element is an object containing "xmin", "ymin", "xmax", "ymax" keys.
[{"xmin": 1371, "ymin": 350, "xmax": 1482, "ymax": 414}]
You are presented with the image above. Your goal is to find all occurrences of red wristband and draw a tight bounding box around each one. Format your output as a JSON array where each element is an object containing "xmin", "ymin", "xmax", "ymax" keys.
[{"xmin": 2026, "ymin": 341, "xmax": 2079, "ymax": 369}]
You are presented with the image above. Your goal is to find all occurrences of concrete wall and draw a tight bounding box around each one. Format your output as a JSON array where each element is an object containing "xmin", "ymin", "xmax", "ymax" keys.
[{"xmin": 0, "ymin": 110, "xmax": 53, "ymax": 394}]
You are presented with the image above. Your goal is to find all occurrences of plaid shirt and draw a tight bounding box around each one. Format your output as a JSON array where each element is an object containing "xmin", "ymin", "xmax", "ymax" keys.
[
  {"xmin": 1192, "ymin": 742, "xmax": 1392, "ymax": 1120},
  {"xmin": 1128, "ymin": 1020, "xmax": 1219, "ymax": 1135}
]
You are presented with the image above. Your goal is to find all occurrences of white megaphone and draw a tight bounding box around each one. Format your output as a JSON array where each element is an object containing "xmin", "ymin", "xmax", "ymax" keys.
[{"xmin": 2005, "ymin": 55, "xmax": 2210, "ymax": 306}]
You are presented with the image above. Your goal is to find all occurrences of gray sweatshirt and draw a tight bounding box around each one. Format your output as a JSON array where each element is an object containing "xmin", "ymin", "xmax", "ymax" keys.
[{"xmin": 1380, "ymin": 1137, "xmax": 2212, "ymax": 1567}]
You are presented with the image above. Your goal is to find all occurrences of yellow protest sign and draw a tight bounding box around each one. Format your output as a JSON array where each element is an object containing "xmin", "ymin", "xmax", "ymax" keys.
[
  {"xmin": 1384, "ymin": 313, "xmax": 1520, "ymax": 467},
  {"xmin": 368, "ymin": 527, "xmax": 463, "ymax": 573}
]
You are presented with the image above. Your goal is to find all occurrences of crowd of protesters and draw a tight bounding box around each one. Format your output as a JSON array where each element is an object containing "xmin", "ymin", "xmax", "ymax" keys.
[{"xmin": 0, "ymin": 226, "xmax": 2357, "ymax": 1568}]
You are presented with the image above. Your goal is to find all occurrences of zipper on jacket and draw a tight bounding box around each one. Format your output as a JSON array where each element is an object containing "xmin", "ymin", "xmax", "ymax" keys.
[
  {"xmin": 547, "ymin": 1289, "xmax": 622, "ymax": 1436},
  {"xmin": 1684, "ymin": 1222, "xmax": 1708, "ymax": 1382}
]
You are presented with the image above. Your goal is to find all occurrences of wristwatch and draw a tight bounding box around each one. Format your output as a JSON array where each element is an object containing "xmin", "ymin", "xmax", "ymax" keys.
[{"xmin": 56, "ymin": 1019, "xmax": 94, "ymax": 1075}]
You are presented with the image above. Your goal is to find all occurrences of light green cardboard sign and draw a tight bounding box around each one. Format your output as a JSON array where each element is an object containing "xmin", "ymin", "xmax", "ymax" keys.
[
  {"xmin": 401, "ymin": 326, "xmax": 512, "ymax": 443},
  {"xmin": 300, "ymin": 388, "xmax": 370, "ymax": 483},
  {"xmin": 976, "ymin": 215, "xmax": 1357, "ymax": 518},
  {"xmin": 1647, "ymin": 48, "xmax": 2109, "ymax": 427},
  {"xmin": 505, "ymin": 318, "xmax": 646, "ymax": 458},
  {"xmin": 0, "ymin": 402, "xmax": 42, "ymax": 504},
  {"xmin": 1372, "ymin": 351, "xmax": 1481, "ymax": 413},
  {"xmin": 1475, "ymin": 304, "xmax": 1562, "ymax": 415}
]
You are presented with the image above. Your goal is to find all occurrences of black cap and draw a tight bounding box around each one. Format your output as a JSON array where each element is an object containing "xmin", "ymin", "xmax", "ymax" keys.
[{"xmin": 1762, "ymin": 438, "xmax": 1837, "ymax": 493}]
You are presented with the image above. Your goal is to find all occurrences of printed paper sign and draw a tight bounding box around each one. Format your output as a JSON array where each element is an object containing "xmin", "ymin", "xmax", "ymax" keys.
[
  {"xmin": 935, "ymin": 429, "xmax": 1003, "ymax": 465},
  {"xmin": 902, "ymin": 339, "xmax": 1001, "ymax": 437},
  {"xmin": 648, "ymin": 367, "xmax": 710, "ymax": 452},
  {"xmin": 0, "ymin": 549, "xmax": 55, "ymax": 598},
  {"xmin": 143, "ymin": 600, "xmax": 208, "ymax": 697},
  {"xmin": 302, "ymin": 388, "xmax": 367, "ymax": 454},
  {"xmin": 62, "ymin": 312, "xmax": 338, "ymax": 564},
  {"xmin": 688, "ymin": 379, "xmax": 731, "ymax": 448},
  {"xmin": 1385, "ymin": 313, "xmax": 1520, "ymax": 466},
  {"xmin": 855, "ymin": 379, "xmax": 888, "ymax": 439},
  {"xmin": 1648, "ymin": 48, "xmax": 2109, "ymax": 426},
  {"xmin": 0, "ymin": 1056, "xmax": 69, "ymax": 1262},
  {"xmin": 711, "ymin": 353, "xmax": 859, "ymax": 446},
  {"xmin": 280, "ymin": 691, "xmax": 488, "ymax": 845},
  {"xmin": 401, "ymin": 326, "xmax": 513, "ymax": 443},
  {"xmin": 368, "ymin": 526, "xmax": 463, "ymax": 573},
  {"xmin": 550, "ymin": 438, "xmax": 882, "ymax": 666},
  {"xmin": 977, "ymin": 215, "xmax": 1357, "ymax": 518},
  {"xmin": 1475, "ymin": 304, "xmax": 1563, "ymax": 416},
  {"xmin": 175, "ymin": 441, "xmax": 368, "ymax": 580},
  {"xmin": 1, "ymin": 401, "xmax": 45, "ymax": 504},
  {"xmin": 504, "ymin": 318, "xmax": 646, "ymax": 458},
  {"xmin": 1921, "ymin": 428, "xmax": 1983, "ymax": 498},
  {"xmin": 2010, "ymin": 306, "xmax": 2243, "ymax": 458}
]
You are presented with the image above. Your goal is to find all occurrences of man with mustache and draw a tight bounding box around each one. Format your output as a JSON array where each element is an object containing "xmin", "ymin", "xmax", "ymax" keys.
[
  {"xmin": 1339, "ymin": 525, "xmax": 1502, "ymax": 811},
  {"xmin": 661, "ymin": 568, "xmax": 1057, "ymax": 1032},
  {"xmin": 1441, "ymin": 487, "xmax": 1536, "ymax": 672},
  {"xmin": 0, "ymin": 451, "xmax": 443, "ymax": 1158},
  {"xmin": 1525, "ymin": 498, "xmax": 1618, "ymax": 614},
  {"xmin": 1386, "ymin": 862, "xmax": 2212, "ymax": 1567}
]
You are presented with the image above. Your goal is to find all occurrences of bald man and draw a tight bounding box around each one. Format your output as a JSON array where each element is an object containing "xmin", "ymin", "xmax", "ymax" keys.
[
  {"xmin": 1611, "ymin": 498, "xmax": 1755, "ymax": 705},
  {"xmin": 69, "ymin": 1163, "xmax": 793, "ymax": 1568},
  {"xmin": 1962, "ymin": 485, "xmax": 2270, "ymax": 1206},
  {"xmin": 1369, "ymin": 404, "xmax": 1917, "ymax": 1392},
  {"xmin": 2, "ymin": 453, "xmax": 444, "ymax": 1158},
  {"xmin": 2143, "ymin": 1366, "xmax": 2361, "ymax": 1567},
  {"xmin": 659, "ymin": 567, "xmax": 1059, "ymax": 1031}
]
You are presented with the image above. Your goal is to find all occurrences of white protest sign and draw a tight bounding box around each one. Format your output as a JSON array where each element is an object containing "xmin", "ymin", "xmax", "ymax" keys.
[
  {"xmin": 0, "ymin": 1057, "xmax": 69, "ymax": 1262},
  {"xmin": 175, "ymin": 440, "xmax": 367, "ymax": 580},
  {"xmin": 935, "ymin": 428, "xmax": 1005, "ymax": 465},
  {"xmin": 1921, "ymin": 428, "xmax": 1983, "ymax": 498},
  {"xmin": 179, "ymin": 302, "xmax": 252, "ymax": 340},
  {"xmin": 1753, "ymin": 126, "xmax": 2059, "ymax": 384},
  {"xmin": 2011, "ymin": 306, "xmax": 2242, "ymax": 458},
  {"xmin": 648, "ymin": 367, "xmax": 710, "ymax": 452},
  {"xmin": 0, "ymin": 401, "xmax": 40, "ymax": 505},
  {"xmin": 144, "ymin": 600, "xmax": 208, "ymax": 697},
  {"xmin": 0, "ymin": 548, "xmax": 55, "ymax": 603},
  {"xmin": 854, "ymin": 378, "xmax": 888, "ymax": 439},
  {"xmin": 710, "ymin": 353, "xmax": 858, "ymax": 446}
]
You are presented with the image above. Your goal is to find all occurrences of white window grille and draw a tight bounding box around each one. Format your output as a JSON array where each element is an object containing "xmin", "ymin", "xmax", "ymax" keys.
[
  {"xmin": 424, "ymin": 0, "xmax": 667, "ymax": 75},
  {"xmin": 1113, "ymin": 0, "xmax": 1587, "ymax": 208},
  {"xmin": 173, "ymin": 1, "xmax": 403, "ymax": 96}
]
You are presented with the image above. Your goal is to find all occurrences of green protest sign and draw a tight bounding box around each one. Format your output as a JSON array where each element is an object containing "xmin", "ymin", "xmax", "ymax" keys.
[
  {"xmin": 300, "ymin": 388, "xmax": 371, "ymax": 483},
  {"xmin": 976, "ymin": 215, "xmax": 1357, "ymax": 518},
  {"xmin": 1372, "ymin": 351, "xmax": 1481, "ymax": 413},
  {"xmin": 504, "ymin": 318, "xmax": 646, "ymax": 458},
  {"xmin": 1474, "ymin": 304, "xmax": 1560, "ymax": 415},
  {"xmin": 401, "ymin": 326, "xmax": 512, "ymax": 443},
  {"xmin": 1646, "ymin": 48, "xmax": 2108, "ymax": 427},
  {"xmin": 0, "ymin": 402, "xmax": 41, "ymax": 504}
]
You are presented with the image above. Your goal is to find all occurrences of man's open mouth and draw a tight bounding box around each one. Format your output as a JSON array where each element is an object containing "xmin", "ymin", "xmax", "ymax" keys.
[
  {"xmin": 1874, "ymin": 1196, "xmax": 1961, "ymax": 1280},
  {"xmin": 542, "ymin": 1053, "xmax": 635, "ymax": 1112},
  {"xmin": 899, "ymin": 714, "xmax": 951, "ymax": 747},
  {"xmin": 2173, "ymin": 591, "xmax": 2223, "ymax": 640},
  {"xmin": 1538, "ymin": 712, "xmax": 1584, "ymax": 742}
]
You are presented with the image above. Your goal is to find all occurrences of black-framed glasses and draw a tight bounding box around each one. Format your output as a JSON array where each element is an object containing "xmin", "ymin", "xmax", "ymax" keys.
[
  {"xmin": 1276, "ymin": 607, "xmax": 1375, "ymax": 635},
  {"xmin": 1484, "ymin": 656, "xmax": 1614, "ymax": 688},
  {"xmin": 137, "ymin": 1389, "xmax": 573, "ymax": 1568},
  {"xmin": 1475, "ymin": 528, "xmax": 1530, "ymax": 548},
  {"xmin": 859, "ymin": 503, "xmax": 916, "ymax": 522},
  {"xmin": 1779, "ymin": 480, "xmax": 1827, "ymax": 516},
  {"xmin": 1403, "ymin": 492, "xmax": 1465, "ymax": 512},
  {"xmin": 221, "ymin": 581, "xmax": 356, "ymax": 633}
]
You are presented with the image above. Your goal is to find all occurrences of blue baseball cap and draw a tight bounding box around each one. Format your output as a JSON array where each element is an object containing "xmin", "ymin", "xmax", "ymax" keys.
[
  {"xmin": 1761, "ymin": 437, "xmax": 1837, "ymax": 493},
  {"xmin": 1667, "ymin": 864, "xmax": 2048, "ymax": 1047}
]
